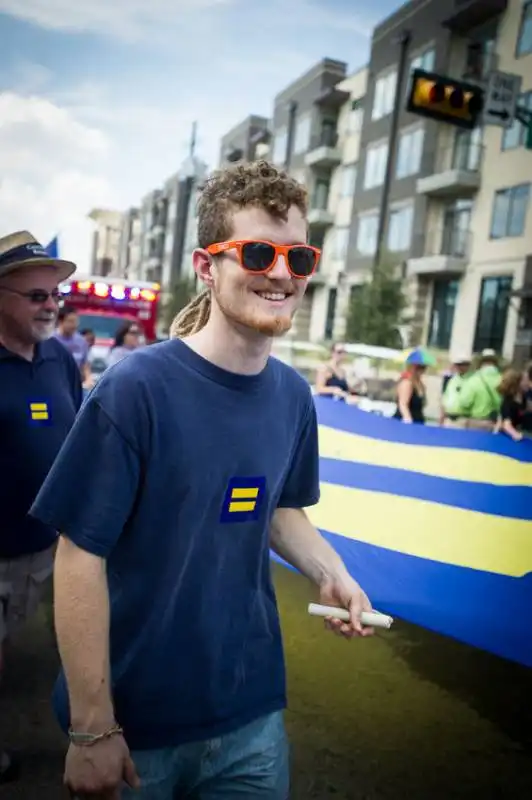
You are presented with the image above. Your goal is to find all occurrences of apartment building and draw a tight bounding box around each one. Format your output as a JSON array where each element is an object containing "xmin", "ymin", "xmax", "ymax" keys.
[
  {"xmin": 268, "ymin": 58, "xmax": 348, "ymax": 339},
  {"xmin": 442, "ymin": 0, "xmax": 532, "ymax": 365},
  {"xmin": 118, "ymin": 208, "xmax": 142, "ymax": 281},
  {"xmin": 137, "ymin": 155, "xmax": 208, "ymax": 290},
  {"xmin": 218, "ymin": 115, "xmax": 271, "ymax": 166},
  {"xmin": 350, "ymin": 0, "xmax": 532, "ymax": 362},
  {"xmin": 87, "ymin": 208, "xmax": 124, "ymax": 277},
  {"xmin": 304, "ymin": 67, "xmax": 368, "ymax": 341}
]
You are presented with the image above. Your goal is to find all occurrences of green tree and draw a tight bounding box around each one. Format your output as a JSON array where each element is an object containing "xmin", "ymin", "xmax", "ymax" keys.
[
  {"xmin": 162, "ymin": 277, "xmax": 197, "ymax": 330},
  {"xmin": 345, "ymin": 258, "xmax": 407, "ymax": 348}
]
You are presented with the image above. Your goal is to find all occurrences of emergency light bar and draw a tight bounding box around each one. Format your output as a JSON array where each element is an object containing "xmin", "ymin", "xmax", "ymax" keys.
[{"xmin": 59, "ymin": 279, "xmax": 159, "ymax": 303}]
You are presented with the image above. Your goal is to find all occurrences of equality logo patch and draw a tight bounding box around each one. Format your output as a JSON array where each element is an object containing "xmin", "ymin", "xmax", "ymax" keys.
[
  {"xmin": 220, "ymin": 476, "xmax": 266, "ymax": 523},
  {"xmin": 29, "ymin": 400, "xmax": 51, "ymax": 425}
]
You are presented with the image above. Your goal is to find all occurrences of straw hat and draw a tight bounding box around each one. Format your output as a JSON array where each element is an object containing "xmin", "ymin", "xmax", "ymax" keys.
[{"xmin": 0, "ymin": 231, "xmax": 76, "ymax": 282}]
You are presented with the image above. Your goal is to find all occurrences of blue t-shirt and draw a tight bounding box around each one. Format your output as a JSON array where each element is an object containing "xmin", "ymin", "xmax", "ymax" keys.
[
  {"xmin": 30, "ymin": 339, "xmax": 320, "ymax": 749},
  {"xmin": 0, "ymin": 337, "xmax": 82, "ymax": 558}
]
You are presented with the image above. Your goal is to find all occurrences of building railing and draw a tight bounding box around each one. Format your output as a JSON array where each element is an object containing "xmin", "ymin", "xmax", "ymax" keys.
[
  {"xmin": 308, "ymin": 128, "xmax": 338, "ymax": 151},
  {"xmin": 412, "ymin": 224, "xmax": 472, "ymax": 260},
  {"xmin": 428, "ymin": 141, "xmax": 483, "ymax": 175}
]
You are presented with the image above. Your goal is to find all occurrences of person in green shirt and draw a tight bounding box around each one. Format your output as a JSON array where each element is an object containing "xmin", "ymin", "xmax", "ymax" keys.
[
  {"xmin": 456, "ymin": 348, "xmax": 502, "ymax": 430},
  {"xmin": 440, "ymin": 355, "xmax": 472, "ymax": 427}
]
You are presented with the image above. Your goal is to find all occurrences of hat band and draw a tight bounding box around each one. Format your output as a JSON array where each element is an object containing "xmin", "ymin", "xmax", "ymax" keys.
[{"xmin": 0, "ymin": 242, "xmax": 50, "ymax": 269}]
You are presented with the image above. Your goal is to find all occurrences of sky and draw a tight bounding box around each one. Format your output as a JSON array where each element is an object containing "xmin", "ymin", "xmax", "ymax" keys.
[{"xmin": 0, "ymin": 0, "xmax": 403, "ymax": 271}]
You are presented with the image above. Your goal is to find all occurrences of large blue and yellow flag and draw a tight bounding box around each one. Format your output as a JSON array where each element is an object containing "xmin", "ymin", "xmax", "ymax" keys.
[{"xmin": 280, "ymin": 397, "xmax": 532, "ymax": 667}]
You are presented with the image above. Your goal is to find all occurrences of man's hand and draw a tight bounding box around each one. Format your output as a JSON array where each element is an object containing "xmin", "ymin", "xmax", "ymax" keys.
[
  {"xmin": 319, "ymin": 574, "xmax": 374, "ymax": 638},
  {"xmin": 64, "ymin": 734, "xmax": 140, "ymax": 798}
]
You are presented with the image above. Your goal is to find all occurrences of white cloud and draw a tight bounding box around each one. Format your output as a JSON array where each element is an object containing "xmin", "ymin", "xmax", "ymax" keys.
[
  {"xmin": 0, "ymin": 0, "xmax": 234, "ymax": 40},
  {"xmin": 0, "ymin": 0, "xmax": 378, "ymax": 41},
  {"xmin": 0, "ymin": 92, "xmax": 116, "ymax": 271}
]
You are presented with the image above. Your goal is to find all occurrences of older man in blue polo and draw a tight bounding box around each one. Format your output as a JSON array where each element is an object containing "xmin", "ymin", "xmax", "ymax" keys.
[{"xmin": 0, "ymin": 230, "xmax": 82, "ymax": 783}]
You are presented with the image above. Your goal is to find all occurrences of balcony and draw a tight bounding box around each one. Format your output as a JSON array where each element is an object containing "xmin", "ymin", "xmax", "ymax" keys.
[
  {"xmin": 416, "ymin": 143, "xmax": 482, "ymax": 198},
  {"xmin": 308, "ymin": 207, "xmax": 334, "ymax": 228},
  {"xmin": 443, "ymin": 0, "xmax": 508, "ymax": 34},
  {"xmin": 407, "ymin": 225, "xmax": 471, "ymax": 277},
  {"xmin": 305, "ymin": 131, "xmax": 341, "ymax": 168}
]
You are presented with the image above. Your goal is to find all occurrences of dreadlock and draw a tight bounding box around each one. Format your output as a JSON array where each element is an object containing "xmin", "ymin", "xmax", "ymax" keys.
[
  {"xmin": 170, "ymin": 289, "xmax": 211, "ymax": 338},
  {"xmin": 169, "ymin": 159, "xmax": 307, "ymax": 338}
]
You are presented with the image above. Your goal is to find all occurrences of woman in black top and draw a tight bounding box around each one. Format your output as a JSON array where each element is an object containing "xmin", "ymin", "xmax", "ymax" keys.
[
  {"xmin": 496, "ymin": 368, "xmax": 530, "ymax": 442},
  {"xmin": 393, "ymin": 360, "xmax": 427, "ymax": 423},
  {"xmin": 315, "ymin": 343, "xmax": 352, "ymax": 400}
]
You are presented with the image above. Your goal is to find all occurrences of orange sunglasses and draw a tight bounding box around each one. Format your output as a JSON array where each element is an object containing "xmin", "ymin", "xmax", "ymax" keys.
[{"xmin": 206, "ymin": 240, "xmax": 320, "ymax": 279}]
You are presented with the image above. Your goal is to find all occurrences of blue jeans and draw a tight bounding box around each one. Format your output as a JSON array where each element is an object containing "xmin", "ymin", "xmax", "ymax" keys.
[{"xmin": 122, "ymin": 711, "xmax": 289, "ymax": 799}]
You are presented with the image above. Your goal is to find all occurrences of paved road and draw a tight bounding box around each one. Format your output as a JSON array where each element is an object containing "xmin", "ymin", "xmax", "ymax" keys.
[{"xmin": 3, "ymin": 565, "xmax": 532, "ymax": 798}]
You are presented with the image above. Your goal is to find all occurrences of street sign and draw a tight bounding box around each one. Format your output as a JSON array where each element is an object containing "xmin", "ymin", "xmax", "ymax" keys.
[{"xmin": 483, "ymin": 70, "xmax": 522, "ymax": 128}]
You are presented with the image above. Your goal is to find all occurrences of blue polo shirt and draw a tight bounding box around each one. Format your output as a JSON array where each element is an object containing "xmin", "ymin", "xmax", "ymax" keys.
[
  {"xmin": 0, "ymin": 337, "xmax": 82, "ymax": 559},
  {"xmin": 30, "ymin": 339, "xmax": 320, "ymax": 749}
]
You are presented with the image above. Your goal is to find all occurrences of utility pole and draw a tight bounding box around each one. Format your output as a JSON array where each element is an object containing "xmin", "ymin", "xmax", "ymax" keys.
[{"xmin": 372, "ymin": 29, "xmax": 411, "ymax": 273}]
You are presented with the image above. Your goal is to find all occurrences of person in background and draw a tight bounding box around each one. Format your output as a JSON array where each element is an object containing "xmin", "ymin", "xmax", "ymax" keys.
[
  {"xmin": 495, "ymin": 368, "xmax": 530, "ymax": 442},
  {"xmin": 456, "ymin": 348, "xmax": 501, "ymax": 431},
  {"xmin": 107, "ymin": 321, "xmax": 142, "ymax": 367},
  {"xmin": 30, "ymin": 161, "xmax": 373, "ymax": 800},
  {"xmin": 0, "ymin": 230, "xmax": 82, "ymax": 784},
  {"xmin": 440, "ymin": 355, "xmax": 472, "ymax": 427},
  {"xmin": 393, "ymin": 349, "xmax": 428, "ymax": 423},
  {"xmin": 315, "ymin": 342, "xmax": 354, "ymax": 401},
  {"xmin": 522, "ymin": 363, "xmax": 532, "ymax": 434},
  {"xmin": 80, "ymin": 328, "xmax": 95, "ymax": 350},
  {"xmin": 54, "ymin": 306, "xmax": 92, "ymax": 388}
]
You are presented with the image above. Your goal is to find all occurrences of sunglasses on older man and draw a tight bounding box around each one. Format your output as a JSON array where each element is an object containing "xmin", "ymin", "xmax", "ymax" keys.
[{"xmin": 0, "ymin": 286, "xmax": 62, "ymax": 304}]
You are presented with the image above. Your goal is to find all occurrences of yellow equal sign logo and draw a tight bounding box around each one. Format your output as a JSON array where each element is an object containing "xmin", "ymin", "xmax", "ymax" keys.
[
  {"xmin": 228, "ymin": 486, "xmax": 259, "ymax": 513},
  {"xmin": 220, "ymin": 477, "xmax": 266, "ymax": 523},
  {"xmin": 30, "ymin": 402, "xmax": 49, "ymax": 421}
]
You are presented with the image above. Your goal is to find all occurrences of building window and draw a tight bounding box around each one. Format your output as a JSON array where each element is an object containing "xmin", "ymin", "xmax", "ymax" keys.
[
  {"xmin": 501, "ymin": 91, "xmax": 532, "ymax": 150},
  {"xmin": 293, "ymin": 113, "xmax": 311, "ymax": 154},
  {"xmin": 387, "ymin": 203, "xmax": 414, "ymax": 252},
  {"xmin": 427, "ymin": 280, "xmax": 458, "ymax": 350},
  {"xmin": 371, "ymin": 71, "xmax": 397, "ymax": 120},
  {"xmin": 490, "ymin": 183, "xmax": 530, "ymax": 238},
  {"xmin": 364, "ymin": 141, "xmax": 388, "ymax": 189},
  {"xmin": 473, "ymin": 276, "xmax": 512, "ymax": 353},
  {"xmin": 347, "ymin": 98, "xmax": 364, "ymax": 133},
  {"xmin": 441, "ymin": 199, "xmax": 472, "ymax": 257},
  {"xmin": 312, "ymin": 179, "xmax": 330, "ymax": 210},
  {"xmin": 516, "ymin": 1, "xmax": 532, "ymax": 57},
  {"xmin": 356, "ymin": 212, "xmax": 379, "ymax": 255},
  {"xmin": 272, "ymin": 128, "xmax": 287, "ymax": 164},
  {"xmin": 318, "ymin": 118, "xmax": 337, "ymax": 148},
  {"xmin": 410, "ymin": 46, "xmax": 435, "ymax": 74},
  {"xmin": 340, "ymin": 164, "xmax": 357, "ymax": 196},
  {"xmin": 453, "ymin": 126, "xmax": 483, "ymax": 170},
  {"xmin": 396, "ymin": 126, "xmax": 424, "ymax": 178},
  {"xmin": 324, "ymin": 288, "xmax": 337, "ymax": 340},
  {"xmin": 333, "ymin": 227, "xmax": 350, "ymax": 259}
]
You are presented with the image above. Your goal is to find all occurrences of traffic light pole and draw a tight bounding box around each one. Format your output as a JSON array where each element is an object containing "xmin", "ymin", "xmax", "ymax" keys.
[{"xmin": 372, "ymin": 29, "xmax": 411, "ymax": 274}]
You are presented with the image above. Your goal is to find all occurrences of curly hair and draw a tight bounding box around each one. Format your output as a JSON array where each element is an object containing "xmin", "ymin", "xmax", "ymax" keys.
[{"xmin": 170, "ymin": 160, "xmax": 307, "ymax": 338}]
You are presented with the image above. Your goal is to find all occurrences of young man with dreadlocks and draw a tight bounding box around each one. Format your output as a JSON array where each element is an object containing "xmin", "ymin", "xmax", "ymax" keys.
[{"xmin": 30, "ymin": 161, "xmax": 373, "ymax": 799}]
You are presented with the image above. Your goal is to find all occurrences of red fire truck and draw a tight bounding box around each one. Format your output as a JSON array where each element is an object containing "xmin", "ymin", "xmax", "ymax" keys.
[{"xmin": 58, "ymin": 276, "xmax": 161, "ymax": 346}]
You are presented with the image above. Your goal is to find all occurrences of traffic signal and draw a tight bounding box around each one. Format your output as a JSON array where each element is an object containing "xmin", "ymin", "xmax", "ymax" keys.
[{"xmin": 406, "ymin": 69, "xmax": 484, "ymax": 130}]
